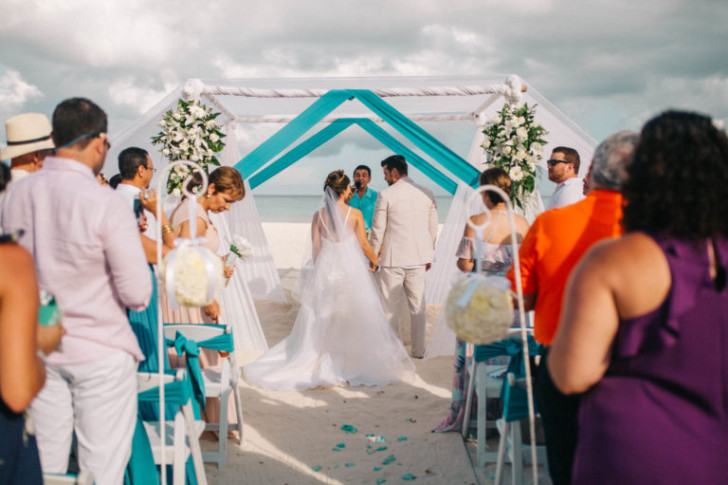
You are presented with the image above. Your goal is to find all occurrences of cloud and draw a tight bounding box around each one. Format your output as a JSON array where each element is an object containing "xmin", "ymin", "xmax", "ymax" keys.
[
  {"xmin": 0, "ymin": 69, "xmax": 44, "ymax": 117},
  {"xmin": 1, "ymin": 0, "xmax": 727, "ymax": 174},
  {"xmin": 108, "ymin": 74, "xmax": 179, "ymax": 114}
]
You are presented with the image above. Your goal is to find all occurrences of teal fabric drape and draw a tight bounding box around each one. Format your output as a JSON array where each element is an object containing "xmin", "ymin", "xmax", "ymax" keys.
[
  {"xmin": 248, "ymin": 118, "xmax": 460, "ymax": 194},
  {"xmin": 234, "ymin": 89, "xmax": 480, "ymax": 193}
]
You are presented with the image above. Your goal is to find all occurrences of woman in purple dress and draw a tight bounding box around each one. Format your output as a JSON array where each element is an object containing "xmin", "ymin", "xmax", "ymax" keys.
[{"xmin": 549, "ymin": 110, "xmax": 728, "ymax": 483}]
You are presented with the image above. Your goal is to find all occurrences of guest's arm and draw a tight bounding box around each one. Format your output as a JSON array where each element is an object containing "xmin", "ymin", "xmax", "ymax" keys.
[
  {"xmin": 507, "ymin": 217, "xmax": 540, "ymax": 312},
  {"xmin": 0, "ymin": 245, "xmax": 47, "ymax": 412},
  {"xmin": 548, "ymin": 242, "xmax": 621, "ymax": 394},
  {"xmin": 103, "ymin": 198, "xmax": 153, "ymax": 311},
  {"xmin": 140, "ymin": 189, "xmax": 177, "ymax": 263},
  {"xmin": 456, "ymin": 221, "xmax": 476, "ymax": 273}
]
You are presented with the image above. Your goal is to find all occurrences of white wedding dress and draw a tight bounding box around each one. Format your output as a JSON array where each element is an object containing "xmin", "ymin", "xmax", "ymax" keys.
[{"xmin": 244, "ymin": 189, "xmax": 414, "ymax": 391}]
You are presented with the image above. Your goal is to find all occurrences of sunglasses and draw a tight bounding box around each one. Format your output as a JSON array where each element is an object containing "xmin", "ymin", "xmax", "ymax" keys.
[{"xmin": 546, "ymin": 159, "xmax": 573, "ymax": 167}]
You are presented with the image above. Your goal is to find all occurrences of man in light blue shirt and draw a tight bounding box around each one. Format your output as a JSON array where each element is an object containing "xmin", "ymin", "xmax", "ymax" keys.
[{"xmin": 348, "ymin": 164, "xmax": 378, "ymax": 231}]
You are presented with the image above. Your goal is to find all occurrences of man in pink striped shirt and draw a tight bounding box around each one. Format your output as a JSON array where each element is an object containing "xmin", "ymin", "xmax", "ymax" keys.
[{"xmin": 1, "ymin": 98, "xmax": 151, "ymax": 484}]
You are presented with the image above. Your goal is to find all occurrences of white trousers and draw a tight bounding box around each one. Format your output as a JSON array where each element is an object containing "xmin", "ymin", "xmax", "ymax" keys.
[
  {"xmin": 30, "ymin": 351, "xmax": 137, "ymax": 485},
  {"xmin": 380, "ymin": 265, "xmax": 427, "ymax": 358}
]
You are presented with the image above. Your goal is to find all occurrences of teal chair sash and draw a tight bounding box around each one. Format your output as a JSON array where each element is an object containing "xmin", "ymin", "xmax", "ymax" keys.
[
  {"xmin": 126, "ymin": 378, "xmax": 196, "ymax": 485},
  {"xmin": 473, "ymin": 335, "xmax": 541, "ymax": 402},
  {"xmin": 165, "ymin": 332, "xmax": 205, "ymax": 412}
]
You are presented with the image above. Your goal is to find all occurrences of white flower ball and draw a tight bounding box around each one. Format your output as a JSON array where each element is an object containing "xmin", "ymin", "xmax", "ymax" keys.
[
  {"xmin": 445, "ymin": 275, "xmax": 513, "ymax": 345},
  {"xmin": 162, "ymin": 244, "xmax": 223, "ymax": 307}
]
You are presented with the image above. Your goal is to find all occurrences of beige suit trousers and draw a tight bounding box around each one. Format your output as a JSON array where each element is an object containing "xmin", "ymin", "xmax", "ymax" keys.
[{"xmin": 380, "ymin": 265, "xmax": 427, "ymax": 358}]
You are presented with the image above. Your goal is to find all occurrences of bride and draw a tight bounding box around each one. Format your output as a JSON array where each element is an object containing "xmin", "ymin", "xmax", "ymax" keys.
[{"xmin": 244, "ymin": 170, "xmax": 414, "ymax": 391}]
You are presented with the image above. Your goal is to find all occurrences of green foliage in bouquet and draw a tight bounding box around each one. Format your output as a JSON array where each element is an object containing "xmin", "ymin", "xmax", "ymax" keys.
[
  {"xmin": 152, "ymin": 99, "xmax": 226, "ymax": 196},
  {"xmin": 482, "ymin": 103, "xmax": 548, "ymax": 209}
]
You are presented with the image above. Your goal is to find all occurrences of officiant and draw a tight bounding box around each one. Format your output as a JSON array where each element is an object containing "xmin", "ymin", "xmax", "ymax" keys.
[{"xmin": 347, "ymin": 164, "xmax": 377, "ymax": 232}]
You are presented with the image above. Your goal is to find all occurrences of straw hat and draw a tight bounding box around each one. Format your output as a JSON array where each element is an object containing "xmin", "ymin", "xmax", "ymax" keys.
[{"xmin": 0, "ymin": 112, "xmax": 54, "ymax": 160}]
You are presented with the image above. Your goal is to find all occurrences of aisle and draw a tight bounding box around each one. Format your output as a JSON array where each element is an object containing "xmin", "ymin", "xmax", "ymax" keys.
[{"xmin": 201, "ymin": 290, "xmax": 480, "ymax": 484}]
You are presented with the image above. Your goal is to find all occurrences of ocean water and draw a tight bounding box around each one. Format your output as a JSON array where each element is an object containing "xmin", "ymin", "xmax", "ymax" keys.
[{"xmin": 253, "ymin": 194, "xmax": 454, "ymax": 223}]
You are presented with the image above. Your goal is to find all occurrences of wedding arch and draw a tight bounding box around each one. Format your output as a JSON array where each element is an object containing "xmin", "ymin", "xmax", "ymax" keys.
[{"xmin": 105, "ymin": 75, "xmax": 597, "ymax": 344}]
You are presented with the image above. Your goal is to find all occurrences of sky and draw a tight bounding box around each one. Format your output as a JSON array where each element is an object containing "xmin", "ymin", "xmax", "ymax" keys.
[{"xmin": 1, "ymin": 0, "xmax": 727, "ymax": 194}]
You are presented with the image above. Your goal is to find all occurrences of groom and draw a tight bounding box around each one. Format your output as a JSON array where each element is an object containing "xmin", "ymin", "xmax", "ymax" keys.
[{"xmin": 370, "ymin": 155, "xmax": 438, "ymax": 358}]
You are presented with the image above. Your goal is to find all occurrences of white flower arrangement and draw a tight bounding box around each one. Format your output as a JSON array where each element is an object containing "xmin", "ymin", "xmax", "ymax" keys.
[
  {"xmin": 445, "ymin": 274, "xmax": 514, "ymax": 345},
  {"xmin": 162, "ymin": 244, "xmax": 223, "ymax": 307},
  {"xmin": 152, "ymin": 99, "xmax": 226, "ymax": 195},
  {"xmin": 482, "ymin": 103, "xmax": 548, "ymax": 209}
]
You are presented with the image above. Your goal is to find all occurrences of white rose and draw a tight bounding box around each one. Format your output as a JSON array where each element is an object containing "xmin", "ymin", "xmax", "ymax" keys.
[
  {"xmin": 514, "ymin": 149, "xmax": 527, "ymax": 162},
  {"xmin": 172, "ymin": 131, "xmax": 184, "ymax": 143},
  {"xmin": 210, "ymin": 133, "xmax": 220, "ymax": 143},
  {"xmin": 172, "ymin": 187, "xmax": 182, "ymax": 197},
  {"xmin": 503, "ymin": 145, "xmax": 513, "ymax": 156},
  {"xmin": 516, "ymin": 116, "xmax": 526, "ymax": 125},
  {"xmin": 205, "ymin": 119, "xmax": 216, "ymax": 130},
  {"xmin": 173, "ymin": 112, "xmax": 182, "ymax": 121},
  {"xmin": 162, "ymin": 148, "xmax": 170, "ymax": 157},
  {"xmin": 531, "ymin": 142, "xmax": 543, "ymax": 154}
]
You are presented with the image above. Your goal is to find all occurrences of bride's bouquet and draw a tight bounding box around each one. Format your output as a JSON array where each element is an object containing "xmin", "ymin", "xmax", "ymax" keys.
[{"xmin": 445, "ymin": 274, "xmax": 514, "ymax": 345}]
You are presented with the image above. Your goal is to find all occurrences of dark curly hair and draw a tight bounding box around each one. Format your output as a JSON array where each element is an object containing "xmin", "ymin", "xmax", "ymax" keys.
[
  {"xmin": 323, "ymin": 169, "xmax": 350, "ymax": 196},
  {"xmin": 622, "ymin": 110, "xmax": 728, "ymax": 240}
]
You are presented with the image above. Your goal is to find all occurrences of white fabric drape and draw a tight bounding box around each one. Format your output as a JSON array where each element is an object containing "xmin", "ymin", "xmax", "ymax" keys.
[{"xmin": 218, "ymin": 121, "xmax": 286, "ymax": 303}]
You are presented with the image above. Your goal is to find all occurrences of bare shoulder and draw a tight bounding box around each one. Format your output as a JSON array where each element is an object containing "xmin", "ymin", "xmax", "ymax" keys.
[
  {"xmin": 513, "ymin": 214, "xmax": 530, "ymax": 237},
  {"xmin": 576, "ymin": 232, "xmax": 671, "ymax": 318},
  {"xmin": 349, "ymin": 206, "xmax": 364, "ymax": 218},
  {"xmin": 0, "ymin": 244, "xmax": 35, "ymax": 289},
  {"xmin": 0, "ymin": 244, "xmax": 34, "ymax": 272}
]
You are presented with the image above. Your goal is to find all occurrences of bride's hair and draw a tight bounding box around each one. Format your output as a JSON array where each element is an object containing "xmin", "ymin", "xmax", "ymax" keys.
[
  {"xmin": 479, "ymin": 167, "xmax": 511, "ymax": 205},
  {"xmin": 323, "ymin": 169, "xmax": 350, "ymax": 196}
]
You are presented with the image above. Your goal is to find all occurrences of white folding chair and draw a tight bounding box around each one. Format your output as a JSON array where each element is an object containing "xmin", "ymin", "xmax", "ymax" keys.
[
  {"xmin": 163, "ymin": 323, "xmax": 244, "ymax": 470},
  {"xmin": 43, "ymin": 471, "xmax": 94, "ymax": 485},
  {"xmin": 494, "ymin": 373, "xmax": 548, "ymax": 485},
  {"xmin": 137, "ymin": 371, "xmax": 207, "ymax": 485}
]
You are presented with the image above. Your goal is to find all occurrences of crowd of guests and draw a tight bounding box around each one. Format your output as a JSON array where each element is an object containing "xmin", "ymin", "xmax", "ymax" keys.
[
  {"xmin": 0, "ymin": 98, "xmax": 246, "ymax": 484},
  {"xmin": 1, "ymin": 95, "xmax": 726, "ymax": 485},
  {"xmin": 434, "ymin": 111, "xmax": 728, "ymax": 484}
]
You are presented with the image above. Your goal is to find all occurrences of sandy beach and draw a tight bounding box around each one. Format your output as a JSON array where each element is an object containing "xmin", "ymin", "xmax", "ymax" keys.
[{"xmin": 202, "ymin": 222, "xmax": 545, "ymax": 485}]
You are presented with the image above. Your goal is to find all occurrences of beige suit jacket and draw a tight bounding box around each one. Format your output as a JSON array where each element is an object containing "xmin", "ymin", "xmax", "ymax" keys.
[{"xmin": 370, "ymin": 176, "xmax": 438, "ymax": 267}]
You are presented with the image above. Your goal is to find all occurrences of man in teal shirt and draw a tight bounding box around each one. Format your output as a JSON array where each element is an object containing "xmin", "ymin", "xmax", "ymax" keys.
[{"xmin": 348, "ymin": 164, "xmax": 378, "ymax": 232}]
